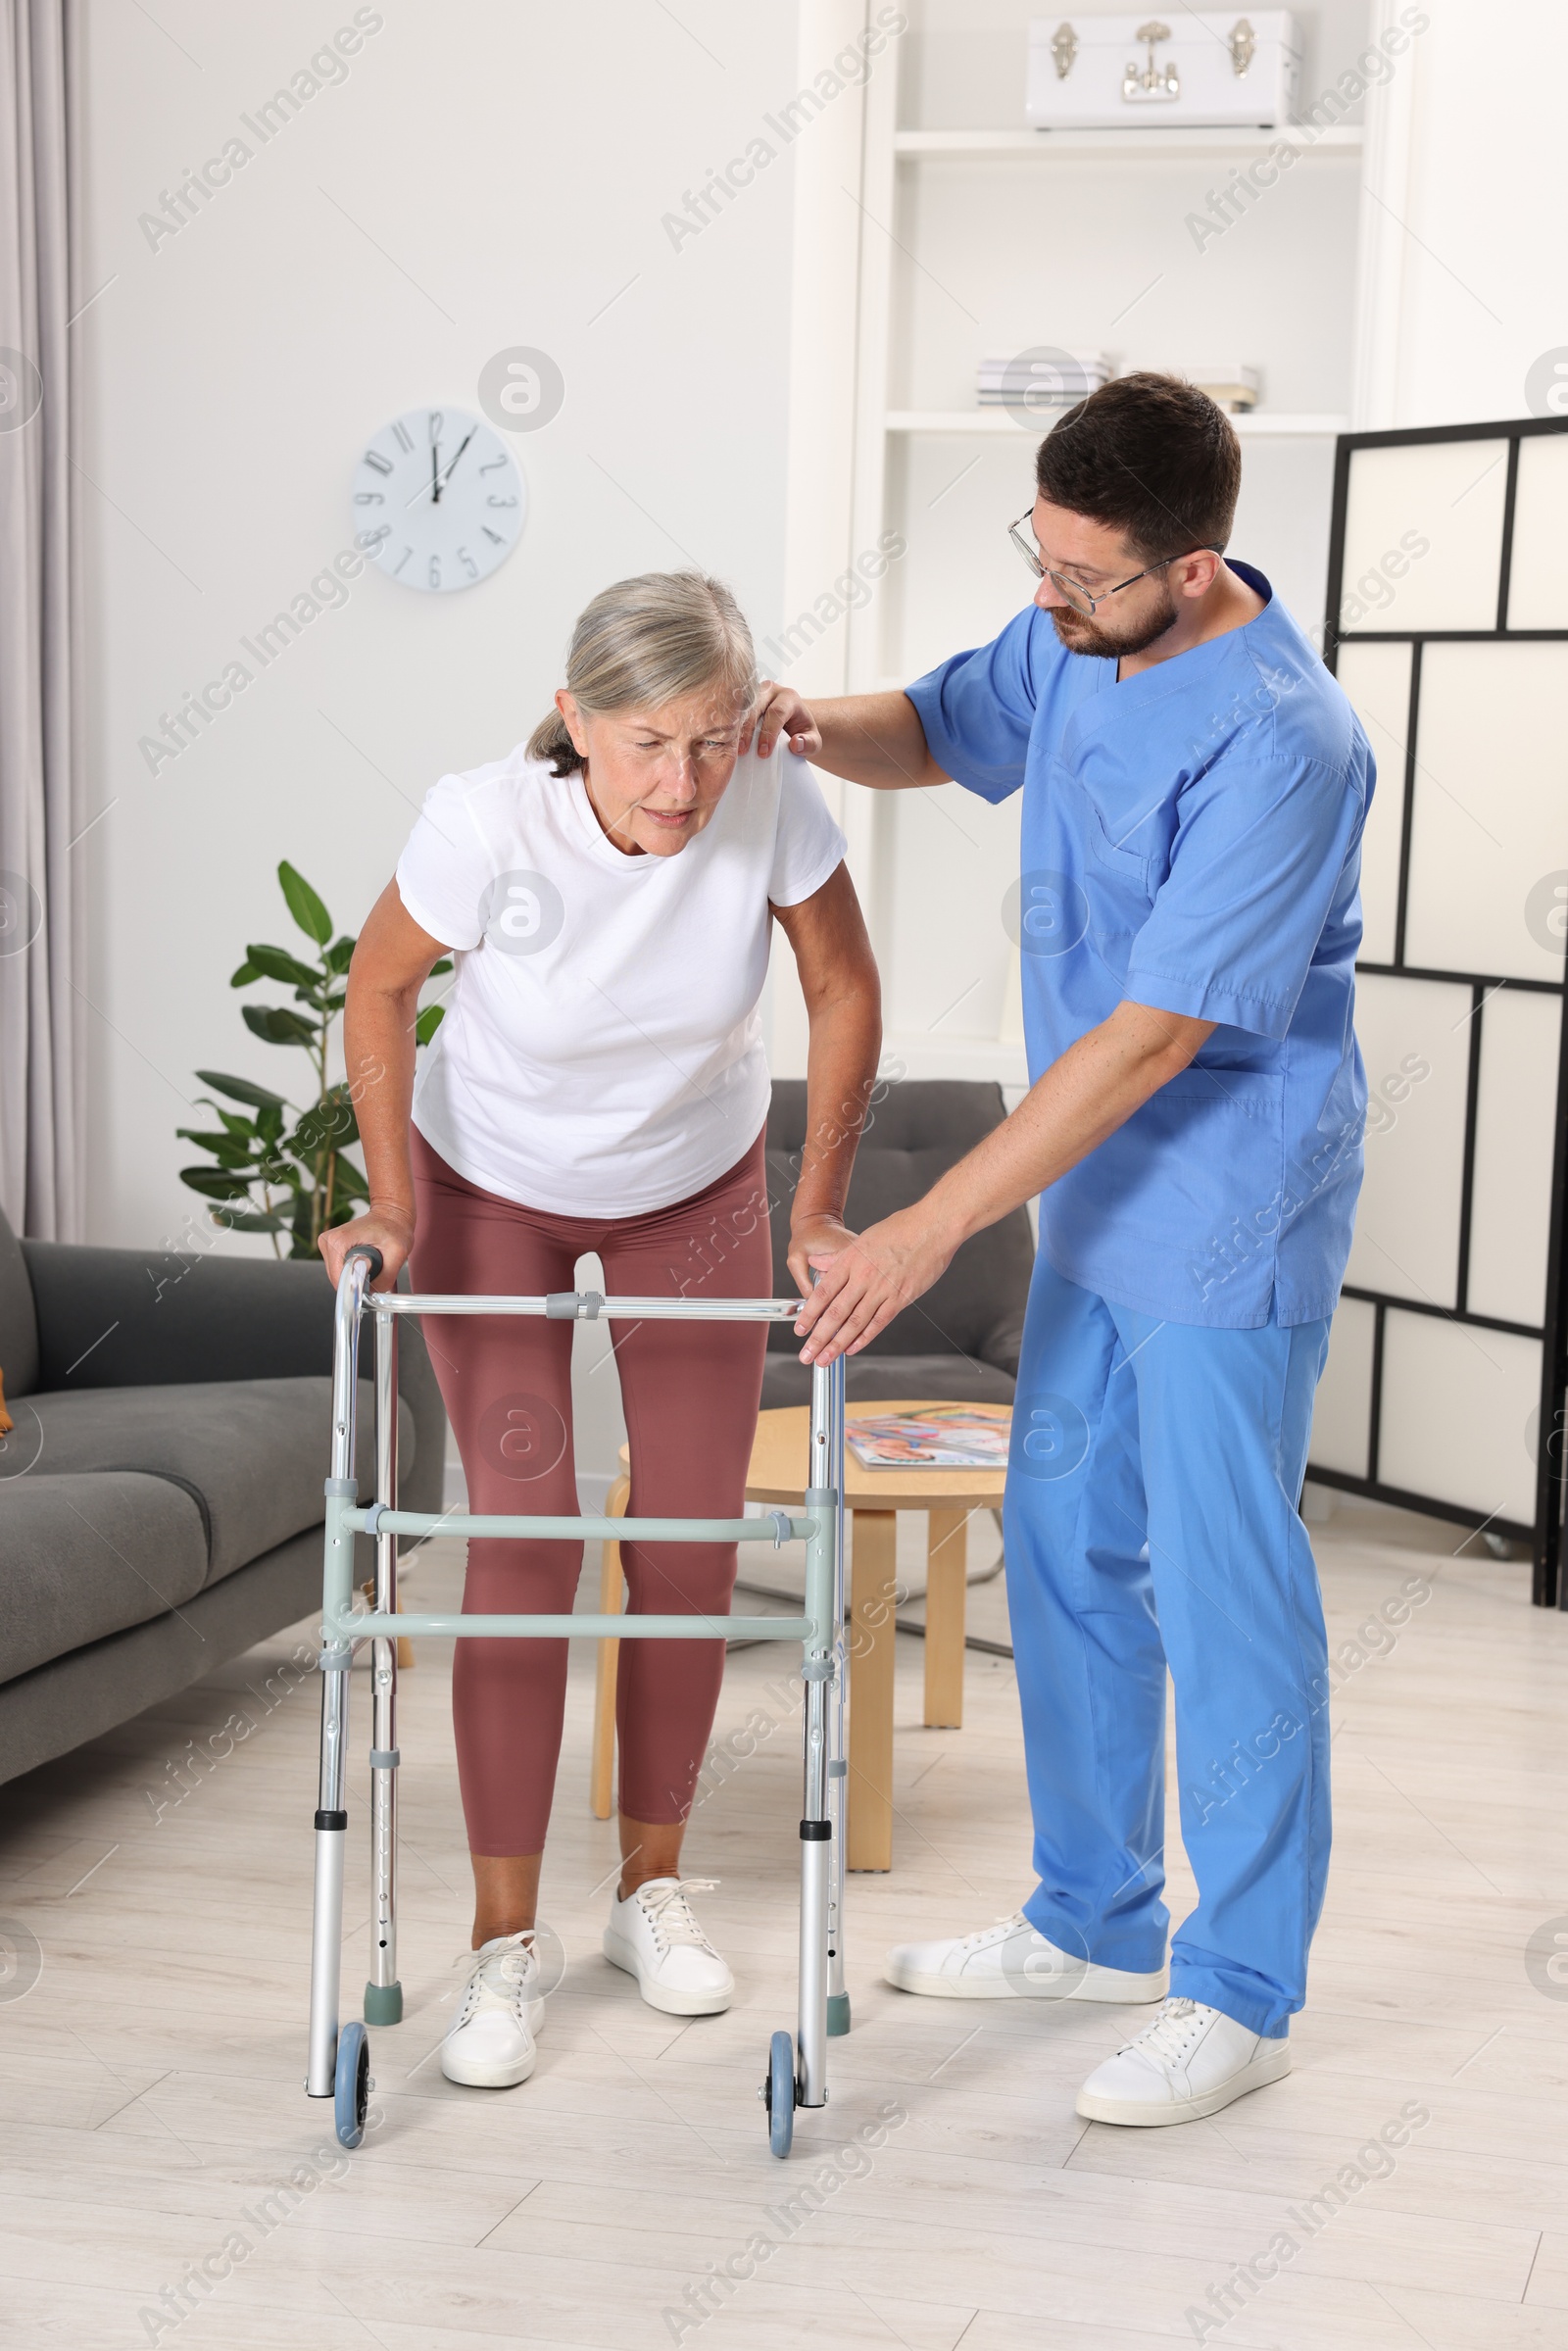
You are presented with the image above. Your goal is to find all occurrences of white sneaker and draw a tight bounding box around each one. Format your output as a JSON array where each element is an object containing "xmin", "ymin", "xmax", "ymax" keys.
[
  {"xmin": 439, "ymin": 1931, "xmax": 545, "ymax": 2087},
  {"xmin": 1076, "ymin": 1996, "xmax": 1290, "ymax": 2126},
  {"xmin": 603, "ymin": 1878, "xmax": 735, "ymax": 2016},
  {"xmin": 886, "ymin": 1912, "xmax": 1168, "ymax": 2004}
]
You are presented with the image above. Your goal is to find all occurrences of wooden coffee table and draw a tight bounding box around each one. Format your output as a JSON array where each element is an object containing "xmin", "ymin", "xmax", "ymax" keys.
[{"xmin": 589, "ymin": 1402, "xmax": 1009, "ymax": 1874}]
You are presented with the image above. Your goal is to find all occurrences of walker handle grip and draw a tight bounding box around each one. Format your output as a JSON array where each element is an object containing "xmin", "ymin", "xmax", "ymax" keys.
[{"xmin": 347, "ymin": 1244, "xmax": 384, "ymax": 1282}]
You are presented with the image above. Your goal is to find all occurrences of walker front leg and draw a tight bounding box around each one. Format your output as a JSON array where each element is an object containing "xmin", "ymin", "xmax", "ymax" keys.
[
  {"xmin": 797, "ymin": 1360, "xmax": 841, "ymax": 2108},
  {"xmin": 761, "ymin": 1360, "xmax": 840, "ymax": 2156},
  {"xmin": 365, "ymin": 1308, "xmax": 403, "ymax": 2027},
  {"xmin": 797, "ymin": 1673, "xmax": 833, "ymax": 2108},
  {"xmin": 307, "ymin": 1643, "xmax": 351, "ymax": 2096},
  {"xmin": 308, "ymin": 1246, "xmax": 377, "ymax": 2107},
  {"xmin": 826, "ymin": 1353, "xmax": 850, "ymax": 2035}
]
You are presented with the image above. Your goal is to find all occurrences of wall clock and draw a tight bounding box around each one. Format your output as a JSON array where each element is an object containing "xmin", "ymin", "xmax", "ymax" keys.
[{"xmin": 352, "ymin": 405, "xmax": 524, "ymax": 592}]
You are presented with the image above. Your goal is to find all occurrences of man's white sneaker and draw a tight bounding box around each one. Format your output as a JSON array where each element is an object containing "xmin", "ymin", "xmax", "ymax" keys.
[
  {"xmin": 603, "ymin": 1878, "xmax": 734, "ymax": 2016},
  {"xmin": 440, "ymin": 1931, "xmax": 544, "ymax": 2088},
  {"xmin": 886, "ymin": 1912, "xmax": 1167, "ymax": 2003},
  {"xmin": 1076, "ymin": 1996, "xmax": 1290, "ymax": 2126}
]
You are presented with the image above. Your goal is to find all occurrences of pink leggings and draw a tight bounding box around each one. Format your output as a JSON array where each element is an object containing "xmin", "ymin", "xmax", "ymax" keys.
[{"xmin": 410, "ymin": 1127, "xmax": 772, "ymax": 1855}]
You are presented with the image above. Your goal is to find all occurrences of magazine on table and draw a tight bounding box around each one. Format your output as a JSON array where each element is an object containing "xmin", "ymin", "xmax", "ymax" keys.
[{"xmin": 846, "ymin": 1405, "xmax": 1011, "ymax": 1471}]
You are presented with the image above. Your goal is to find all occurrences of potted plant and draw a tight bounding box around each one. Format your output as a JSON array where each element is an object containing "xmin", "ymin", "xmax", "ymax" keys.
[{"xmin": 178, "ymin": 861, "xmax": 449, "ymax": 1260}]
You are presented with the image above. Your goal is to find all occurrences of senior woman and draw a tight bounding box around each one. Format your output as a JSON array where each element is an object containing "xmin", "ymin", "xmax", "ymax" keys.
[{"xmin": 321, "ymin": 571, "xmax": 879, "ymax": 2091}]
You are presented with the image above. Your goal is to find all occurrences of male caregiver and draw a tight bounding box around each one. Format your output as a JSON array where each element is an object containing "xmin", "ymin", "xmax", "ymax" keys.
[{"xmin": 746, "ymin": 371, "xmax": 1372, "ymax": 2129}]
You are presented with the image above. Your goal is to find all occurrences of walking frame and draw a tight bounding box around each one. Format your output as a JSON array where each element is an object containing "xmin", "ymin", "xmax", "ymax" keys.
[{"xmin": 306, "ymin": 1247, "xmax": 850, "ymax": 2159}]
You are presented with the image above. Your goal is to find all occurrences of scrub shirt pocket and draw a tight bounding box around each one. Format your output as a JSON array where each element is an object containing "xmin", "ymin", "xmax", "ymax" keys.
[
  {"xmin": 1086, "ymin": 808, "xmax": 1153, "ymax": 888},
  {"xmin": 1078, "ymin": 809, "xmax": 1155, "ymax": 984}
]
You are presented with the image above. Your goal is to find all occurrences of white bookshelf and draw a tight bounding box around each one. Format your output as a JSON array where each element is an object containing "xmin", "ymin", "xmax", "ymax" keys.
[
  {"xmin": 774, "ymin": 0, "xmax": 1389, "ymax": 1087},
  {"xmin": 887, "ymin": 410, "xmax": 1349, "ymax": 438},
  {"xmin": 894, "ymin": 124, "xmax": 1364, "ymax": 160}
]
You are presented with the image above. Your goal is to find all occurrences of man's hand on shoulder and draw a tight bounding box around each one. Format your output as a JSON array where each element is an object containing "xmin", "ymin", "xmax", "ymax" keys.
[{"xmin": 741, "ymin": 682, "xmax": 822, "ymax": 763}]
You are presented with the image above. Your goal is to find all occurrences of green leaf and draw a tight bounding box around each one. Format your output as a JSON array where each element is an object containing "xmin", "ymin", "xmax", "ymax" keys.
[
  {"xmin": 329, "ymin": 1153, "xmax": 370, "ymax": 1203},
  {"xmin": 242, "ymin": 1004, "xmax": 319, "ymax": 1047},
  {"xmin": 179, "ymin": 1166, "xmax": 253, "ymax": 1200},
  {"xmin": 246, "ymin": 942, "xmax": 321, "ymax": 989},
  {"xmin": 429, "ymin": 958, "xmax": 454, "ymax": 976},
  {"xmin": 188, "ymin": 1102, "xmax": 259, "ymax": 1143},
  {"xmin": 415, "ymin": 1004, "xmax": 445, "ymax": 1045},
  {"xmin": 216, "ymin": 1208, "xmax": 293, "ymax": 1234},
  {"xmin": 278, "ymin": 860, "xmax": 332, "ymax": 947},
  {"xmin": 195, "ymin": 1068, "xmax": 289, "ymax": 1112},
  {"xmin": 229, "ymin": 959, "xmax": 260, "ymax": 988},
  {"xmin": 175, "ymin": 1129, "xmax": 259, "ymax": 1167},
  {"xmin": 286, "ymin": 1192, "xmax": 319, "ymax": 1248},
  {"xmin": 290, "ymin": 1090, "xmax": 356, "ymax": 1155},
  {"xmin": 324, "ymin": 936, "xmax": 357, "ymax": 975},
  {"xmin": 255, "ymin": 1102, "xmax": 284, "ymax": 1141},
  {"xmin": 209, "ymin": 1105, "xmax": 257, "ymax": 1141}
]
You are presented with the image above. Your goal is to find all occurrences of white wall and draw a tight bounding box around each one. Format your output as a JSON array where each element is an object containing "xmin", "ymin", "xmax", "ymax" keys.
[
  {"xmin": 799, "ymin": 0, "xmax": 1380, "ymax": 1090},
  {"xmin": 76, "ymin": 0, "xmax": 801, "ymax": 1257}
]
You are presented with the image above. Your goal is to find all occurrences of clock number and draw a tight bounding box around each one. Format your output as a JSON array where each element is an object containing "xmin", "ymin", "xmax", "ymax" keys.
[
  {"xmin": 479, "ymin": 454, "xmax": 508, "ymax": 473},
  {"xmin": 393, "ymin": 546, "xmax": 412, "ymax": 574},
  {"xmin": 428, "ymin": 555, "xmax": 442, "ymax": 590},
  {"xmin": 459, "ymin": 546, "xmax": 477, "ymax": 579},
  {"xmin": 360, "ymin": 523, "xmax": 391, "ymax": 547},
  {"xmin": 391, "ymin": 420, "xmax": 415, "ymax": 455},
  {"xmin": 481, "ymin": 525, "xmax": 504, "ymax": 546},
  {"xmin": 428, "ymin": 410, "xmax": 444, "ymax": 446},
  {"xmin": 354, "ymin": 491, "xmax": 384, "ymax": 506},
  {"xmin": 363, "ymin": 450, "xmax": 393, "ymax": 475},
  {"xmin": 487, "ymin": 494, "xmax": 518, "ymax": 508}
]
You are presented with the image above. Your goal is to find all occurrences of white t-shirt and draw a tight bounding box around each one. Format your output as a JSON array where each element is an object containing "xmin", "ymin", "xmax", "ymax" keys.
[{"xmin": 395, "ymin": 740, "xmax": 847, "ymax": 1214}]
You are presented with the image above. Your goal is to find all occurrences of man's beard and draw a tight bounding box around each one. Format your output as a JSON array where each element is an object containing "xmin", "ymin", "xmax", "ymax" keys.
[{"xmin": 1050, "ymin": 583, "xmax": 1180, "ymax": 660}]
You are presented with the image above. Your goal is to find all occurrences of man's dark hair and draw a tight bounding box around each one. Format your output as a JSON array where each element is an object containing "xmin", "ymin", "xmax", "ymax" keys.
[{"xmin": 1035, "ymin": 371, "xmax": 1242, "ymax": 563}]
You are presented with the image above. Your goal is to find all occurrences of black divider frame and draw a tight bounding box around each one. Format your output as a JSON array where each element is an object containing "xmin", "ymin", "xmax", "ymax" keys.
[{"xmin": 1319, "ymin": 415, "xmax": 1568, "ymax": 1608}]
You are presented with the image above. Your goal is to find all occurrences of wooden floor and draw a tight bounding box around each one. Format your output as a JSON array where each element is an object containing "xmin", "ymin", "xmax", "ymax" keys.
[{"xmin": 3, "ymin": 1494, "xmax": 1567, "ymax": 2349}]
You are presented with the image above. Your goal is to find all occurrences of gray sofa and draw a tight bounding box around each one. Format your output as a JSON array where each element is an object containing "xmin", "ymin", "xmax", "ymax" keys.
[
  {"xmin": 761, "ymin": 1079, "xmax": 1034, "ymax": 1408},
  {"xmin": 0, "ymin": 1211, "xmax": 445, "ymax": 1788}
]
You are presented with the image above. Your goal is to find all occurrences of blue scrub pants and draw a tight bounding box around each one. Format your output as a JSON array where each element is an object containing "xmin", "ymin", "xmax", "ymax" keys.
[{"xmin": 1006, "ymin": 1257, "xmax": 1332, "ymax": 2037}]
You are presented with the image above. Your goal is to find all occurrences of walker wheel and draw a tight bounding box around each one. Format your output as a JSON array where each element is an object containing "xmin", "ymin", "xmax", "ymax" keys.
[
  {"xmin": 334, "ymin": 2020, "xmax": 370, "ymax": 2149},
  {"xmin": 762, "ymin": 2029, "xmax": 796, "ymax": 2158}
]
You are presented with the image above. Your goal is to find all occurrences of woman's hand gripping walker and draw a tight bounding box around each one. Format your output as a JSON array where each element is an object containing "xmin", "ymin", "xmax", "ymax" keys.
[{"xmin": 307, "ymin": 1245, "xmax": 850, "ymax": 2157}]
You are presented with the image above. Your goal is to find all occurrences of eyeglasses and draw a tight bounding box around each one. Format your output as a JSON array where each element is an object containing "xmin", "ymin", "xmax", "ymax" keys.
[{"xmin": 1007, "ymin": 510, "xmax": 1220, "ymax": 616}]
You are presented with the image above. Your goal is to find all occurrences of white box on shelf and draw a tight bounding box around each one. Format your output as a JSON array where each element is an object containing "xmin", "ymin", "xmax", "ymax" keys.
[
  {"xmin": 1188, "ymin": 364, "xmax": 1262, "ymax": 411},
  {"xmin": 1027, "ymin": 14, "xmax": 1301, "ymax": 130}
]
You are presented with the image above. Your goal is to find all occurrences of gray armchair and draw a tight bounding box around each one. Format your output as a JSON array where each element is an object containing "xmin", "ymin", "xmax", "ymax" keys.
[
  {"xmin": 761, "ymin": 1078, "xmax": 1035, "ymax": 1409},
  {"xmin": 0, "ymin": 1213, "xmax": 445, "ymax": 1788}
]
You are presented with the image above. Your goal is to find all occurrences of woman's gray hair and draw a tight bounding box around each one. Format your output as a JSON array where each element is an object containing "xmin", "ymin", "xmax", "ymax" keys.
[{"xmin": 527, "ymin": 570, "xmax": 758, "ymax": 776}]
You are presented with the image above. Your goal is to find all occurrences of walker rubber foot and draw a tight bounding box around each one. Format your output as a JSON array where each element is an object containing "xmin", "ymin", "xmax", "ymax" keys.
[
  {"xmin": 826, "ymin": 1992, "xmax": 852, "ymax": 2036},
  {"xmin": 364, "ymin": 1981, "xmax": 403, "ymax": 2026}
]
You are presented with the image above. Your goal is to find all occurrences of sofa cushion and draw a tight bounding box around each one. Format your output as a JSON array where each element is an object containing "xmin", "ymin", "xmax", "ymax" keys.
[
  {"xmin": 0, "ymin": 1204, "xmax": 39, "ymax": 1398},
  {"xmin": 761, "ymin": 1351, "xmax": 1016, "ymax": 1413},
  {"xmin": 763, "ymin": 1079, "xmax": 1034, "ymax": 1371},
  {"xmin": 19, "ymin": 1377, "xmax": 416, "ymax": 1586},
  {"xmin": 0, "ymin": 1471, "xmax": 210, "ymax": 1685}
]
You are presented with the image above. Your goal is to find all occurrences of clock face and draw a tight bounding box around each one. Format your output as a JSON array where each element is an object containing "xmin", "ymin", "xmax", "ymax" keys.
[{"xmin": 352, "ymin": 406, "xmax": 524, "ymax": 592}]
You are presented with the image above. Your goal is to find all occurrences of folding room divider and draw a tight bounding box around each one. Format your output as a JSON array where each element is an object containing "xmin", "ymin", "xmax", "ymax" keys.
[{"xmin": 1311, "ymin": 414, "xmax": 1568, "ymax": 1608}]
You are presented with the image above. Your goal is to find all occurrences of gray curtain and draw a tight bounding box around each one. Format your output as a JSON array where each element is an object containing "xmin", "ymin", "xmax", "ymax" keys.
[{"xmin": 0, "ymin": 0, "xmax": 82, "ymax": 1240}]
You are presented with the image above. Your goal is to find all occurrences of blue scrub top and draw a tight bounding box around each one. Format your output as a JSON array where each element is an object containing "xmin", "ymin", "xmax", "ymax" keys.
[{"xmin": 906, "ymin": 563, "xmax": 1372, "ymax": 1329}]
